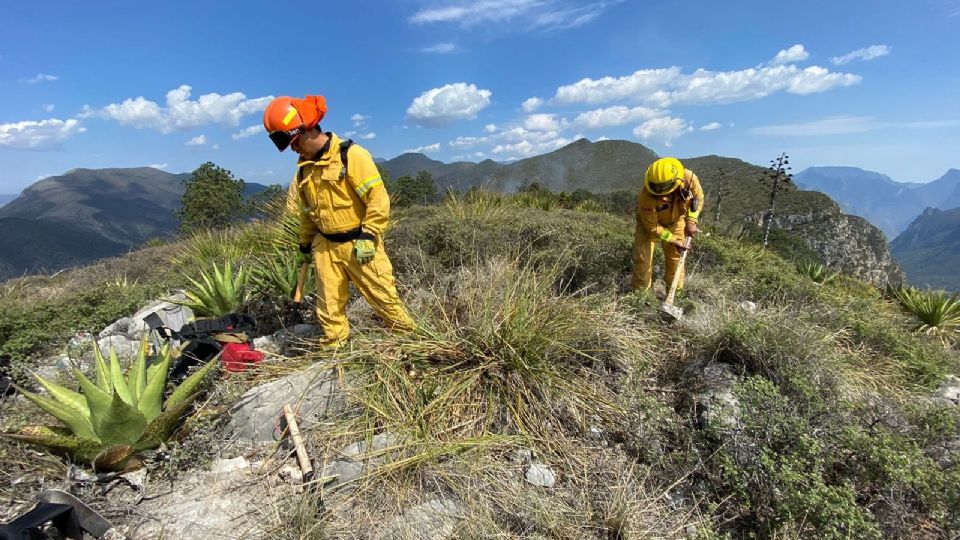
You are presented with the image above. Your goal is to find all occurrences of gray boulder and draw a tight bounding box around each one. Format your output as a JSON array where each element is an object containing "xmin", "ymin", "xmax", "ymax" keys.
[
  {"xmin": 933, "ymin": 375, "xmax": 960, "ymax": 406},
  {"xmin": 694, "ymin": 362, "xmax": 742, "ymax": 432},
  {"xmin": 229, "ymin": 363, "xmax": 343, "ymax": 442}
]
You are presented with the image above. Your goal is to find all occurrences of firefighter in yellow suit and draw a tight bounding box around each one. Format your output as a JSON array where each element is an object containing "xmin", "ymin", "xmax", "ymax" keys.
[
  {"xmin": 632, "ymin": 157, "xmax": 704, "ymax": 294},
  {"xmin": 264, "ymin": 95, "xmax": 415, "ymax": 346}
]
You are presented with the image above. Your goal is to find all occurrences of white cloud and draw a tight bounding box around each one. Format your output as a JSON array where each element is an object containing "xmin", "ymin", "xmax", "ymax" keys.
[
  {"xmin": 351, "ymin": 113, "xmax": 370, "ymax": 126},
  {"xmin": 491, "ymin": 135, "xmax": 577, "ymax": 159},
  {"xmin": 421, "ymin": 42, "xmax": 458, "ymax": 53},
  {"xmin": 409, "ymin": 0, "xmax": 617, "ymax": 30},
  {"xmin": 93, "ymin": 85, "xmax": 273, "ymax": 133},
  {"xmin": 748, "ymin": 115, "xmax": 879, "ymax": 136},
  {"xmin": 553, "ymin": 67, "xmax": 680, "ymax": 105},
  {"xmin": 148, "ymin": 163, "xmax": 168, "ymax": 169},
  {"xmin": 572, "ymin": 105, "xmax": 662, "ymax": 129},
  {"xmin": 484, "ymin": 123, "xmax": 498, "ymax": 133},
  {"xmin": 552, "ymin": 63, "xmax": 860, "ymax": 107},
  {"xmin": 769, "ymin": 44, "xmax": 809, "ymax": 66},
  {"xmin": 406, "ymin": 82, "xmax": 492, "ymax": 127},
  {"xmin": 523, "ymin": 113, "xmax": 565, "ymax": 131},
  {"xmin": 343, "ymin": 131, "xmax": 357, "ymax": 137},
  {"xmin": 699, "ymin": 122, "xmax": 723, "ymax": 131},
  {"xmin": 185, "ymin": 135, "xmax": 208, "ymax": 146},
  {"xmin": 360, "ymin": 132, "xmax": 377, "ymax": 140},
  {"xmin": 449, "ymin": 135, "xmax": 490, "ymax": 148},
  {"xmin": 22, "ymin": 73, "xmax": 58, "ymax": 84},
  {"xmin": 212, "ymin": 144, "xmax": 220, "ymax": 150},
  {"xmin": 43, "ymin": 104, "xmax": 55, "ymax": 112},
  {"xmin": 0, "ymin": 118, "xmax": 86, "ymax": 150},
  {"xmin": 404, "ymin": 142, "xmax": 441, "ymax": 153},
  {"xmin": 831, "ymin": 45, "xmax": 891, "ymax": 65},
  {"xmin": 521, "ymin": 97, "xmax": 544, "ymax": 112},
  {"xmin": 904, "ymin": 119, "xmax": 960, "ymax": 129},
  {"xmin": 632, "ymin": 116, "xmax": 693, "ymax": 146},
  {"xmin": 231, "ymin": 124, "xmax": 261, "ymax": 140}
]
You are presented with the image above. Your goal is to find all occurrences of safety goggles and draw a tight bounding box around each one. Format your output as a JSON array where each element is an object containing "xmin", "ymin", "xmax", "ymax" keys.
[
  {"xmin": 648, "ymin": 177, "xmax": 680, "ymax": 195},
  {"xmin": 268, "ymin": 126, "xmax": 305, "ymax": 152}
]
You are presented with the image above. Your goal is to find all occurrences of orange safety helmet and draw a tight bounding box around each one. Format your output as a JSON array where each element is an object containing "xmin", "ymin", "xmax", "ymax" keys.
[{"xmin": 263, "ymin": 95, "xmax": 328, "ymax": 151}]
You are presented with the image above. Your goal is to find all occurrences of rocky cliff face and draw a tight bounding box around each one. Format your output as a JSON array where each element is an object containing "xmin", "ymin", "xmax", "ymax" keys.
[{"xmin": 771, "ymin": 210, "xmax": 905, "ymax": 286}]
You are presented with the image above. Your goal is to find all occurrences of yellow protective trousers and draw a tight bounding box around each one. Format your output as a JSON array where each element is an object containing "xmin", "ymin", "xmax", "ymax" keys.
[
  {"xmin": 632, "ymin": 219, "xmax": 687, "ymax": 292},
  {"xmin": 311, "ymin": 235, "xmax": 415, "ymax": 344}
]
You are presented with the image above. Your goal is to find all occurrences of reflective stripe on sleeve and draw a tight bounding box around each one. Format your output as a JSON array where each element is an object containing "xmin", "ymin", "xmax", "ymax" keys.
[{"xmin": 355, "ymin": 176, "xmax": 382, "ymax": 197}]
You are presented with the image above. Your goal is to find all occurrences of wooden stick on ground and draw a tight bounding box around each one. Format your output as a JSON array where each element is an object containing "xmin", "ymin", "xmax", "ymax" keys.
[{"xmin": 282, "ymin": 404, "xmax": 314, "ymax": 482}]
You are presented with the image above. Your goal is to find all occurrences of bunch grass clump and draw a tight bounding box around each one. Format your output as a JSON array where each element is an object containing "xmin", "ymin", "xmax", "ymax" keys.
[{"xmin": 314, "ymin": 257, "xmax": 659, "ymax": 478}]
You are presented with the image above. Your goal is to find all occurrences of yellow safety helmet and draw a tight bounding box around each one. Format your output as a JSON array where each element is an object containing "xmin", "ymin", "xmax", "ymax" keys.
[{"xmin": 644, "ymin": 157, "xmax": 684, "ymax": 195}]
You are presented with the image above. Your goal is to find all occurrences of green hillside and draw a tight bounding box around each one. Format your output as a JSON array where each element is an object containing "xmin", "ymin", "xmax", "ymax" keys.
[{"xmin": 1, "ymin": 197, "xmax": 957, "ymax": 538}]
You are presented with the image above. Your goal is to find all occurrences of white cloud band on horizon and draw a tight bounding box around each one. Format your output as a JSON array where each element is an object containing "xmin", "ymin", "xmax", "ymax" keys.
[
  {"xmin": 404, "ymin": 142, "xmax": 442, "ymax": 153},
  {"xmin": 406, "ymin": 82, "xmax": 492, "ymax": 127}
]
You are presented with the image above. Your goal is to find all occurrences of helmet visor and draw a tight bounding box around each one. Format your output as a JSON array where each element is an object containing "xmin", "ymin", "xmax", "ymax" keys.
[
  {"xmin": 268, "ymin": 127, "xmax": 304, "ymax": 152},
  {"xmin": 648, "ymin": 178, "xmax": 679, "ymax": 195}
]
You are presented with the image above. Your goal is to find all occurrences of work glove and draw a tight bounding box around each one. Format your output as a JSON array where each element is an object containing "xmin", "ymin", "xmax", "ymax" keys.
[
  {"xmin": 354, "ymin": 234, "xmax": 376, "ymax": 265},
  {"xmin": 684, "ymin": 220, "xmax": 699, "ymax": 237},
  {"xmin": 296, "ymin": 244, "xmax": 312, "ymax": 266}
]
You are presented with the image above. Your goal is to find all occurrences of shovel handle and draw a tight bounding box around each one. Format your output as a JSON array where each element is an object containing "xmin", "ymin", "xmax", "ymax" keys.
[
  {"xmin": 293, "ymin": 263, "xmax": 310, "ymax": 303},
  {"xmin": 282, "ymin": 404, "xmax": 314, "ymax": 481},
  {"xmin": 664, "ymin": 236, "xmax": 693, "ymax": 306}
]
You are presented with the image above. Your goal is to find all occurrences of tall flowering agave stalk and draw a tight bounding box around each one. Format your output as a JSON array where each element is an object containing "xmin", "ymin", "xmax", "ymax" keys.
[{"xmin": 4, "ymin": 338, "xmax": 218, "ymax": 471}]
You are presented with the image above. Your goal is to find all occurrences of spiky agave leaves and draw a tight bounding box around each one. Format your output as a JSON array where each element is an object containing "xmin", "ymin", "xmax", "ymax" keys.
[
  {"xmin": 178, "ymin": 259, "xmax": 251, "ymax": 317},
  {"xmin": 5, "ymin": 337, "xmax": 219, "ymax": 470}
]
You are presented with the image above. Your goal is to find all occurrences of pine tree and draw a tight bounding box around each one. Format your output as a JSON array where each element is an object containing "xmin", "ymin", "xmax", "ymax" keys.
[{"xmin": 176, "ymin": 162, "xmax": 246, "ymax": 235}]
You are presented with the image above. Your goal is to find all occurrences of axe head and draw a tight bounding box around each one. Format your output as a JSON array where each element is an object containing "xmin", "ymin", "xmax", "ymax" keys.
[{"xmin": 658, "ymin": 302, "xmax": 684, "ymax": 321}]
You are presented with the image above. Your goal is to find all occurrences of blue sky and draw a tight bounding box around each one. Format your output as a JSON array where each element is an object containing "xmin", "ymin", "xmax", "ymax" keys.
[{"xmin": 1, "ymin": 0, "xmax": 959, "ymax": 193}]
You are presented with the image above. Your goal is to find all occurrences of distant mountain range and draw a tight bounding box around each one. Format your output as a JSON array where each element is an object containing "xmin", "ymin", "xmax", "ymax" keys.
[
  {"xmin": 0, "ymin": 140, "xmax": 908, "ymax": 286},
  {"xmin": 0, "ymin": 168, "xmax": 269, "ymax": 280},
  {"xmin": 793, "ymin": 167, "xmax": 960, "ymax": 239},
  {"xmin": 0, "ymin": 195, "xmax": 17, "ymax": 207},
  {"xmin": 378, "ymin": 139, "xmax": 904, "ymax": 285},
  {"xmin": 891, "ymin": 207, "xmax": 960, "ymax": 291}
]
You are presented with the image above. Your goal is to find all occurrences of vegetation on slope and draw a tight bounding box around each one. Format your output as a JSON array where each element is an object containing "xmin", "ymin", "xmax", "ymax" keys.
[{"xmin": 0, "ymin": 191, "xmax": 957, "ymax": 538}]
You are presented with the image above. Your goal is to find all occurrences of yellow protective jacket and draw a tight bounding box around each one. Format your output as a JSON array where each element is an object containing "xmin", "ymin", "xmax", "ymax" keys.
[
  {"xmin": 286, "ymin": 133, "xmax": 389, "ymax": 247},
  {"xmin": 636, "ymin": 168, "xmax": 704, "ymax": 242}
]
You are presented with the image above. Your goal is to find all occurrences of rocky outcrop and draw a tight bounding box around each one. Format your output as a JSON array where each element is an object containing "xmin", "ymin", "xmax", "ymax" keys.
[{"xmin": 770, "ymin": 210, "xmax": 905, "ymax": 286}]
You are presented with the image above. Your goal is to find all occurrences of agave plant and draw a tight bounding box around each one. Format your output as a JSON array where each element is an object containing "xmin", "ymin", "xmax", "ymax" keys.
[
  {"xmin": 798, "ymin": 262, "xmax": 838, "ymax": 284},
  {"xmin": 573, "ymin": 199, "xmax": 605, "ymax": 214},
  {"xmin": 177, "ymin": 259, "xmax": 250, "ymax": 317},
  {"xmin": 250, "ymin": 248, "xmax": 315, "ymax": 299},
  {"xmin": 4, "ymin": 338, "xmax": 218, "ymax": 471},
  {"xmin": 892, "ymin": 286, "xmax": 960, "ymax": 340}
]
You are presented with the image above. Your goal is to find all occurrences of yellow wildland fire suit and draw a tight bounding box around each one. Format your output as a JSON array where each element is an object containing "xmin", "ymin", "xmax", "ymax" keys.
[
  {"xmin": 632, "ymin": 168, "xmax": 704, "ymax": 291},
  {"xmin": 288, "ymin": 132, "xmax": 414, "ymax": 344}
]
